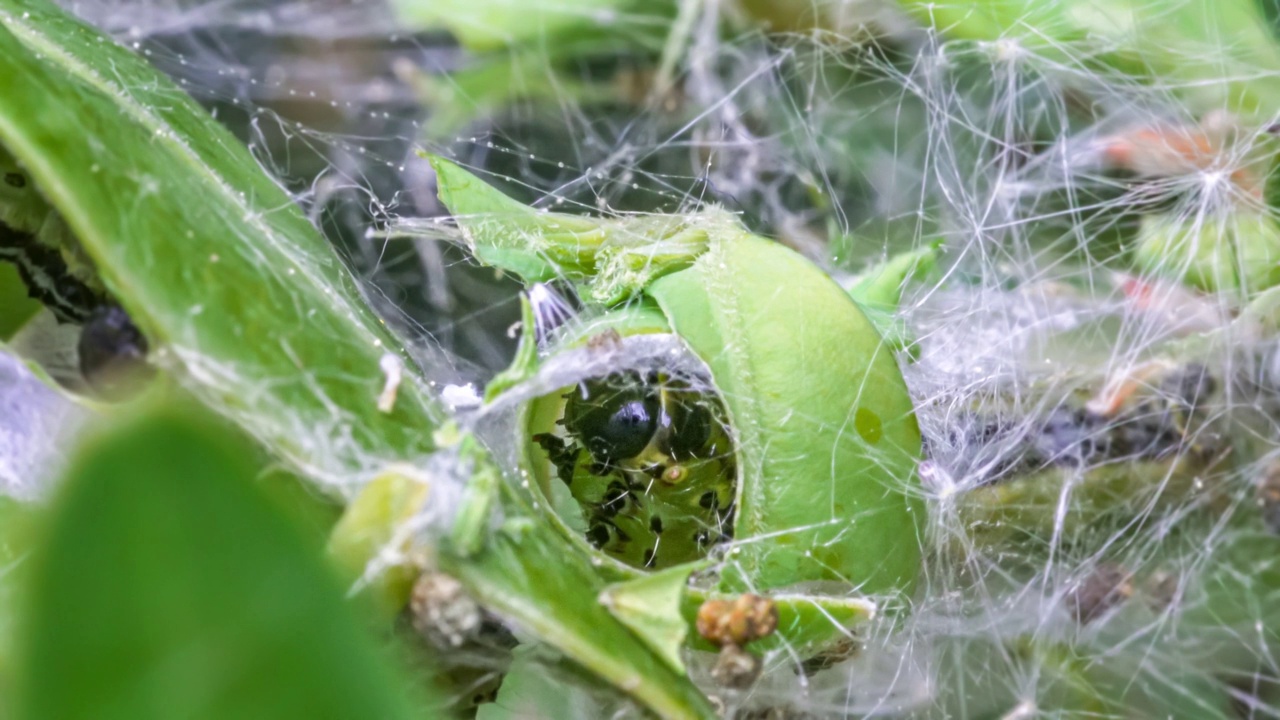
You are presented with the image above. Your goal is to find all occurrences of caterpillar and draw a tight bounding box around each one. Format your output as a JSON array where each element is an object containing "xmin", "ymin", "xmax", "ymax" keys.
[
  {"xmin": 0, "ymin": 220, "xmax": 105, "ymax": 324},
  {"xmin": 1, "ymin": 147, "xmax": 150, "ymax": 396}
]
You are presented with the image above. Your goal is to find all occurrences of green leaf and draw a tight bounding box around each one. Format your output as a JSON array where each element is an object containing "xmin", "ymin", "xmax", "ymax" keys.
[
  {"xmin": 648, "ymin": 234, "xmax": 924, "ymax": 595},
  {"xmin": 426, "ymin": 154, "xmax": 713, "ymax": 305},
  {"xmin": 484, "ymin": 293, "xmax": 541, "ymax": 402},
  {"xmin": 431, "ymin": 158, "xmax": 924, "ymax": 600},
  {"xmin": 1133, "ymin": 210, "xmax": 1280, "ymax": 297},
  {"xmin": 391, "ymin": 0, "xmax": 673, "ymax": 54},
  {"xmin": 440, "ymin": 508, "xmax": 716, "ymax": 720},
  {"xmin": 327, "ymin": 465, "xmax": 431, "ymax": 619},
  {"xmin": 957, "ymin": 455, "xmax": 1216, "ymax": 549},
  {"xmin": 896, "ymin": 0, "xmax": 1280, "ymax": 119},
  {"xmin": 601, "ymin": 566, "xmax": 878, "ymax": 670},
  {"xmin": 447, "ymin": 434, "xmax": 502, "ymax": 558},
  {"xmin": 405, "ymin": 55, "xmax": 608, "ymax": 140},
  {"xmin": 847, "ymin": 241, "xmax": 941, "ymax": 310},
  {"xmin": 12, "ymin": 402, "xmax": 424, "ymax": 720},
  {"xmin": 427, "ymin": 154, "xmax": 603, "ymax": 280},
  {"xmin": 0, "ymin": 494, "xmax": 37, "ymax": 696},
  {"xmin": 0, "ymin": 0, "xmax": 444, "ymax": 483},
  {"xmin": 599, "ymin": 564, "xmax": 701, "ymax": 674},
  {"xmin": 846, "ymin": 241, "xmax": 941, "ymax": 362},
  {"xmin": 478, "ymin": 645, "xmax": 628, "ymax": 720},
  {"xmin": 0, "ymin": 263, "xmax": 39, "ymax": 340}
]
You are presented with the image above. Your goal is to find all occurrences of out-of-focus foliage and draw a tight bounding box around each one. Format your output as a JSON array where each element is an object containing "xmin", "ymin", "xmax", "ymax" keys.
[{"xmin": 11, "ymin": 401, "xmax": 429, "ymax": 720}]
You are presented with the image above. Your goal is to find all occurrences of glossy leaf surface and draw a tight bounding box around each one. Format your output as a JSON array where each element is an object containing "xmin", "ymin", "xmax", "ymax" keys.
[
  {"xmin": 0, "ymin": 0, "xmax": 443, "ymax": 487},
  {"xmin": 649, "ymin": 234, "xmax": 924, "ymax": 595}
]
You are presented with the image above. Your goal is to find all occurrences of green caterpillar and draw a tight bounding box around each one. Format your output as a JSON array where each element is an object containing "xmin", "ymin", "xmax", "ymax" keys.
[
  {"xmin": 0, "ymin": 148, "xmax": 106, "ymax": 324},
  {"xmin": 0, "ymin": 146, "xmax": 149, "ymax": 396}
]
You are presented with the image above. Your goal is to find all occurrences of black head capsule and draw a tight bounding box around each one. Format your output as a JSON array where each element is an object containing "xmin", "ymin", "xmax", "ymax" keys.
[
  {"xmin": 563, "ymin": 373, "xmax": 662, "ymax": 465},
  {"xmin": 78, "ymin": 304, "xmax": 152, "ymax": 400}
]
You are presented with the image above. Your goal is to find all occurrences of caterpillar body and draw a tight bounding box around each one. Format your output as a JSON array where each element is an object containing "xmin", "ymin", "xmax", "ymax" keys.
[{"xmin": 1, "ymin": 147, "xmax": 150, "ymax": 396}]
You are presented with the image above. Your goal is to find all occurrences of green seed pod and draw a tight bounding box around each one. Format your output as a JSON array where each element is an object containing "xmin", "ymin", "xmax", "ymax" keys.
[{"xmin": 427, "ymin": 155, "xmax": 924, "ymax": 600}]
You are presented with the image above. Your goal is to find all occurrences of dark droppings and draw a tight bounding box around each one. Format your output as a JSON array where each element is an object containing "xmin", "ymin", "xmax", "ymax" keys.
[
  {"xmin": 1065, "ymin": 563, "xmax": 1133, "ymax": 624},
  {"xmin": 531, "ymin": 433, "xmax": 580, "ymax": 487},
  {"xmin": 535, "ymin": 371, "xmax": 737, "ymax": 569},
  {"xmin": 945, "ymin": 366, "xmax": 1221, "ymax": 486},
  {"xmin": 586, "ymin": 523, "xmax": 611, "ymax": 549},
  {"xmin": 1160, "ymin": 363, "xmax": 1216, "ymax": 416}
]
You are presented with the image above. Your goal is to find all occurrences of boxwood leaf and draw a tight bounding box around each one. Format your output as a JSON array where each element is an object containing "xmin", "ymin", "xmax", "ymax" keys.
[
  {"xmin": 0, "ymin": 0, "xmax": 443, "ymax": 486},
  {"xmin": 599, "ymin": 563, "xmax": 701, "ymax": 674},
  {"xmin": 895, "ymin": 0, "xmax": 1280, "ymax": 119},
  {"xmin": 648, "ymin": 233, "xmax": 925, "ymax": 596},
  {"xmin": 12, "ymin": 402, "xmax": 424, "ymax": 720}
]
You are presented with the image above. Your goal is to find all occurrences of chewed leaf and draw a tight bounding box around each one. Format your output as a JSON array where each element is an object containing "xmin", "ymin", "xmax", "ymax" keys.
[
  {"xmin": 436, "ymin": 155, "xmax": 925, "ymax": 596},
  {"xmin": 13, "ymin": 401, "xmax": 423, "ymax": 720},
  {"xmin": 426, "ymin": 154, "xmax": 718, "ymax": 305},
  {"xmin": 0, "ymin": 0, "xmax": 444, "ymax": 486},
  {"xmin": 599, "ymin": 563, "xmax": 701, "ymax": 674},
  {"xmin": 648, "ymin": 234, "xmax": 925, "ymax": 595}
]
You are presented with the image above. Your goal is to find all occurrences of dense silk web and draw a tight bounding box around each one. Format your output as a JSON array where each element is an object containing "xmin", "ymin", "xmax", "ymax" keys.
[{"xmin": 7, "ymin": 0, "xmax": 1280, "ymax": 716}]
